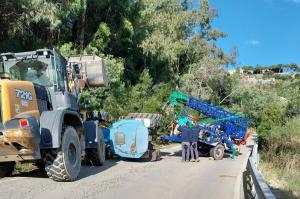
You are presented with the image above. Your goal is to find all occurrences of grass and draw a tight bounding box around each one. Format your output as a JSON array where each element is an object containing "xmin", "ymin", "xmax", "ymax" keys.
[
  {"xmin": 259, "ymin": 117, "xmax": 300, "ymax": 199},
  {"xmin": 13, "ymin": 162, "xmax": 39, "ymax": 175},
  {"xmin": 260, "ymin": 161, "xmax": 300, "ymax": 199}
]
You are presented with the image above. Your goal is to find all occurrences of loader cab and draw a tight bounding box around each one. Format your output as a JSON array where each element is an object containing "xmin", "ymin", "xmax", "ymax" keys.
[
  {"xmin": 1, "ymin": 49, "xmax": 66, "ymax": 91},
  {"xmin": 0, "ymin": 49, "xmax": 79, "ymax": 112}
]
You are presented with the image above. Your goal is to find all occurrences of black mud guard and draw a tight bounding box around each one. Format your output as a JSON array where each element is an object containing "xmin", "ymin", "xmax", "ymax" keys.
[
  {"xmin": 40, "ymin": 110, "xmax": 81, "ymax": 148},
  {"xmin": 83, "ymin": 120, "xmax": 102, "ymax": 149}
]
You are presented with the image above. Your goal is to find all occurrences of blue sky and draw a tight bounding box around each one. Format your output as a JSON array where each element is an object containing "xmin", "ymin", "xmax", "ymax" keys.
[{"xmin": 193, "ymin": 0, "xmax": 300, "ymax": 67}]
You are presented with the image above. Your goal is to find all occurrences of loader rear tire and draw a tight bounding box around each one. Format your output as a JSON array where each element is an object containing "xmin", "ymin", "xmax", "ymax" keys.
[
  {"xmin": 45, "ymin": 126, "xmax": 81, "ymax": 181},
  {"xmin": 210, "ymin": 144, "xmax": 225, "ymax": 160},
  {"xmin": 0, "ymin": 162, "xmax": 15, "ymax": 178},
  {"xmin": 85, "ymin": 131, "xmax": 105, "ymax": 166}
]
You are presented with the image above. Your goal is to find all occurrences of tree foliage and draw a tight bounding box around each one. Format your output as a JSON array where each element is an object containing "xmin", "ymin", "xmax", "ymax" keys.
[
  {"xmin": 1, "ymin": 0, "xmax": 234, "ymax": 123},
  {"xmin": 2, "ymin": 0, "xmax": 300, "ymax": 137}
]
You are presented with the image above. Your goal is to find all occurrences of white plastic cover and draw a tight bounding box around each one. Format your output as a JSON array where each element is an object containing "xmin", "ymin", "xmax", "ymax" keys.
[{"xmin": 135, "ymin": 118, "xmax": 151, "ymax": 128}]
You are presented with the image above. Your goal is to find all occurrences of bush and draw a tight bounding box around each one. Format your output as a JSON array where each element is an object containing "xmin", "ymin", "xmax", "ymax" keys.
[
  {"xmin": 262, "ymin": 71, "xmax": 274, "ymax": 79},
  {"xmin": 257, "ymin": 103, "xmax": 286, "ymax": 146},
  {"xmin": 260, "ymin": 117, "xmax": 300, "ymax": 196},
  {"xmin": 273, "ymin": 74, "xmax": 293, "ymax": 80},
  {"xmin": 261, "ymin": 117, "xmax": 300, "ymax": 170}
]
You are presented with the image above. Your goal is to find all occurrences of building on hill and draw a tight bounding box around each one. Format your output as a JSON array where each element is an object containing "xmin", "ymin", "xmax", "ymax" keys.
[
  {"xmin": 239, "ymin": 76, "xmax": 276, "ymax": 85},
  {"xmin": 227, "ymin": 68, "xmax": 244, "ymax": 75},
  {"xmin": 227, "ymin": 65, "xmax": 299, "ymax": 76}
]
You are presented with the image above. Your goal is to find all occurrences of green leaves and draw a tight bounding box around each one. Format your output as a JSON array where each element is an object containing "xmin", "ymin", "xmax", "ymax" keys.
[
  {"xmin": 258, "ymin": 102, "xmax": 287, "ymax": 142},
  {"xmin": 58, "ymin": 42, "xmax": 77, "ymax": 56},
  {"xmin": 90, "ymin": 23, "xmax": 111, "ymax": 53},
  {"xmin": 140, "ymin": 0, "xmax": 189, "ymax": 64}
]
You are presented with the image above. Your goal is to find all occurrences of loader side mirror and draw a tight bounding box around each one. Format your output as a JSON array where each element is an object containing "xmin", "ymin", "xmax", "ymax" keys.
[{"xmin": 72, "ymin": 64, "xmax": 81, "ymax": 79}]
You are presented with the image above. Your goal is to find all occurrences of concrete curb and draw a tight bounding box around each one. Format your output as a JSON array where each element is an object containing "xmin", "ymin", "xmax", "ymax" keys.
[
  {"xmin": 234, "ymin": 150, "xmax": 251, "ymax": 199},
  {"xmin": 233, "ymin": 140, "xmax": 254, "ymax": 199}
]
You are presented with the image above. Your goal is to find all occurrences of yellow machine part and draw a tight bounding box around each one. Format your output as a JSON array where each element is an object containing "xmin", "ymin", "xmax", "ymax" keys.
[
  {"xmin": 0, "ymin": 80, "xmax": 41, "ymax": 162},
  {"xmin": 0, "ymin": 80, "xmax": 40, "ymax": 122}
]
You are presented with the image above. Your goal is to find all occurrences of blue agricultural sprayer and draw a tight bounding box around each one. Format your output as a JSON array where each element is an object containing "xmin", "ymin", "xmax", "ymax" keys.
[
  {"xmin": 97, "ymin": 113, "xmax": 162, "ymax": 161},
  {"xmin": 161, "ymin": 91, "xmax": 250, "ymax": 160}
]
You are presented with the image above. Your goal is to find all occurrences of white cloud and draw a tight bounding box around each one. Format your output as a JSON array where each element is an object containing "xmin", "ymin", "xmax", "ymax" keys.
[{"xmin": 247, "ymin": 39, "xmax": 260, "ymax": 45}]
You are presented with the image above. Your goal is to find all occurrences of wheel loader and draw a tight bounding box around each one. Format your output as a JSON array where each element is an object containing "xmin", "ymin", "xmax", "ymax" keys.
[{"xmin": 0, "ymin": 49, "xmax": 107, "ymax": 181}]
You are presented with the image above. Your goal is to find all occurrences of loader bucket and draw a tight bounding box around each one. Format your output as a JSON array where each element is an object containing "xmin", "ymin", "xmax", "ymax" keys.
[{"xmin": 66, "ymin": 55, "xmax": 108, "ymax": 87}]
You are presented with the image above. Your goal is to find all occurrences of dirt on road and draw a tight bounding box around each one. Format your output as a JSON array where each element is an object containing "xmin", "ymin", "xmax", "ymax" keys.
[{"xmin": 0, "ymin": 143, "xmax": 252, "ymax": 199}]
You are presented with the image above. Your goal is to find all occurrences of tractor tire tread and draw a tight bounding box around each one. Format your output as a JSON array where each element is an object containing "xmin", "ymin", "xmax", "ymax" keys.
[
  {"xmin": 44, "ymin": 126, "xmax": 81, "ymax": 182},
  {"xmin": 45, "ymin": 151, "xmax": 72, "ymax": 182}
]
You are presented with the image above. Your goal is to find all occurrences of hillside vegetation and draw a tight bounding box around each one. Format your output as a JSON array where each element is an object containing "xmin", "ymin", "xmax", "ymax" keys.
[{"xmin": 230, "ymin": 74, "xmax": 300, "ymax": 198}]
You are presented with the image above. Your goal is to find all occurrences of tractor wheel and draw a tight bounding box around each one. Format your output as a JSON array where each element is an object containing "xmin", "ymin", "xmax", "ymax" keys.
[
  {"xmin": 0, "ymin": 162, "xmax": 15, "ymax": 178},
  {"xmin": 85, "ymin": 131, "xmax": 105, "ymax": 166},
  {"xmin": 199, "ymin": 146, "xmax": 210, "ymax": 157},
  {"xmin": 210, "ymin": 144, "xmax": 225, "ymax": 160},
  {"xmin": 45, "ymin": 126, "xmax": 81, "ymax": 181},
  {"xmin": 105, "ymin": 144, "xmax": 113, "ymax": 159}
]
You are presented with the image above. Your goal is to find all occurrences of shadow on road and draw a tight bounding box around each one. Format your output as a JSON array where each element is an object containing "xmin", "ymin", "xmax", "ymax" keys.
[
  {"xmin": 12, "ymin": 168, "xmax": 48, "ymax": 178},
  {"xmin": 78, "ymin": 159, "xmax": 118, "ymax": 180},
  {"xmin": 121, "ymin": 157, "xmax": 162, "ymax": 163},
  {"xmin": 8, "ymin": 159, "xmax": 119, "ymax": 181},
  {"xmin": 160, "ymin": 149, "xmax": 233, "ymax": 159},
  {"xmin": 7, "ymin": 156, "xmax": 159, "ymax": 181}
]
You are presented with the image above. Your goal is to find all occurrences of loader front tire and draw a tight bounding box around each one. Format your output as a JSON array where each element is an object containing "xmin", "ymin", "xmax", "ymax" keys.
[{"xmin": 45, "ymin": 126, "xmax": 81, "ymax": 181}]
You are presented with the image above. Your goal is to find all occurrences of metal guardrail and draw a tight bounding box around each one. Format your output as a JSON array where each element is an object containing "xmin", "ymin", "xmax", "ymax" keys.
[{"xmin": 243, "ymin": 142, "xmax": 277, "ymax": 199}]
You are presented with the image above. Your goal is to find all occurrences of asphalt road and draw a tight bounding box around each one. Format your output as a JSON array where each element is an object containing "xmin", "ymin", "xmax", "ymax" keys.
[{"xmin": 0, "ymin": 142, "xmax": 253, "ymax": 199}]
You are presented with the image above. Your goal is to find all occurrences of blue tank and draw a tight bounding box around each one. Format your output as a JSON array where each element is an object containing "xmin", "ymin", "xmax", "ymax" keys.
[{"xmin": 109, "ymin": 119, "xmax": 149, "ymax": 159}]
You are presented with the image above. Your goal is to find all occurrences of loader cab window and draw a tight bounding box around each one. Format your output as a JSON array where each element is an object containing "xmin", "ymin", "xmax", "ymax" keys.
[
  {"xmin": 53, "ymin": 52, "xmax": 66, "ymax": 92},
  {"xmin": 9, "ymin": 59, "xmax": 54, "ymax": 87}
]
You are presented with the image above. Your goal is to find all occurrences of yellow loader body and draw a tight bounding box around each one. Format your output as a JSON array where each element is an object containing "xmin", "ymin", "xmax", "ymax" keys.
[{"xmin": 0, "ymin": 80, "xmax": 41, "ymax": 162}]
